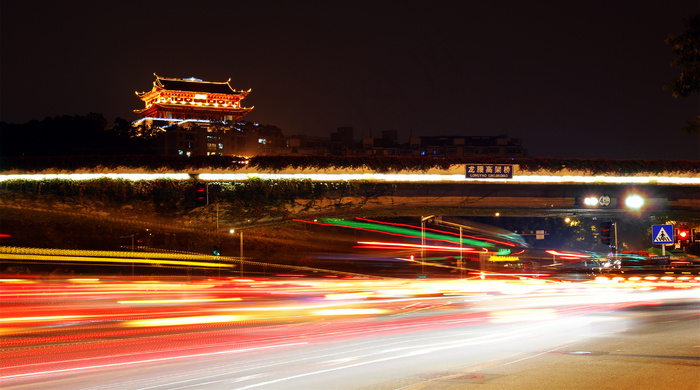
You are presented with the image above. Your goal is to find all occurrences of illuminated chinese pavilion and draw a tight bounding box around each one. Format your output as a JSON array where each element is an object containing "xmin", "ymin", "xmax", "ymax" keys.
[{"xmin": 134, "ymin": 74, "xmax": 253, "ymax": 123}]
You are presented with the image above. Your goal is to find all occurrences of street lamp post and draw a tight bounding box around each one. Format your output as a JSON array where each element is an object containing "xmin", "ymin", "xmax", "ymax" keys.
[
  {"xmin": 420, "ymin": 215, "xmax": 434, "ymax": 275},
  {"xmin": 231, "ymin": 229, "xmax": 243, "ymax": 277},
  {"xmin": 459, "ymin": 226, "xmax": 463, "ymax": 279}
]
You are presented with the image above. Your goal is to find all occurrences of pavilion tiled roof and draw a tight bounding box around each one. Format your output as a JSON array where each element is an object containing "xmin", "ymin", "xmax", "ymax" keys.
[{"xmin": 138, "ymin": 74, "xmax": 249, "ymax": 95}]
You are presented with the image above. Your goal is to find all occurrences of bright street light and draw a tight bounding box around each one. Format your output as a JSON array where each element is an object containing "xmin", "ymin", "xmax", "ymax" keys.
[
  {"xmin": 583, "ymin": 196, "xmax": 599, "ymax": 207},
  {"xmin": 624, "ymin": 194, "xmax": 644, "ymax": 210}
]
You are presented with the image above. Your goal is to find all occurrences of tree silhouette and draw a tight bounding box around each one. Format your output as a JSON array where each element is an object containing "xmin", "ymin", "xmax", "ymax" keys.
[
  {"xmin": 0, "ymin": 114, "xmax": 156, "ymax": 157},
  {"xmin": 664, "ymin": 14, "xmax": 700, "ymax": 135}
]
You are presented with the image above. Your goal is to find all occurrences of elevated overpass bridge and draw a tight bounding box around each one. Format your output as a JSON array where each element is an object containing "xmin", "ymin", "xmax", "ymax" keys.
[
  {"xmin": 193, "ymin": 165, "xmax": 700, "ymax": 221},
  {"xmin": 1, "ymin": 159, "xmax": 698, "ymax": 276},
  {"xmin": 2, "ymin": 162, "xmax": 699, "ymax": 221}
]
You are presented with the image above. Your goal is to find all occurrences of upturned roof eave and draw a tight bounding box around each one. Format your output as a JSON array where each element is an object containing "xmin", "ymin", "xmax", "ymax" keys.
[{"xmin": 153, "ymin": 74, "xmax": 248, "ymax": 95}]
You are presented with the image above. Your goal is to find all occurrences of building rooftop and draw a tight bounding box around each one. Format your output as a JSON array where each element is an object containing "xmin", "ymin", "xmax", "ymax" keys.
[{"xmin": 137, "ymin": 74, "xmax": 249, "ymax": 96}]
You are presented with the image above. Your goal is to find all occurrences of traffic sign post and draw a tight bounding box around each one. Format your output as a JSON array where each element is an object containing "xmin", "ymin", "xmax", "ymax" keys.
[{"xmin": 652, "ymin": 224, "xmax": 674, "ymax": 256}]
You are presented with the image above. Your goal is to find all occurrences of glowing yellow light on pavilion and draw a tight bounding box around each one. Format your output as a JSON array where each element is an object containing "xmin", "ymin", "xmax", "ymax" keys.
[{"xmin": 194, "ymin": 94, "xmax": 208, "ymax": 99}]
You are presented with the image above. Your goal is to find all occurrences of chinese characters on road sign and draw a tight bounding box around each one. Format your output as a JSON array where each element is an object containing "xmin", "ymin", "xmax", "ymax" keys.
[{"xmin": 465, "ymin": 164, "xmax": 513, "ymax": 179}]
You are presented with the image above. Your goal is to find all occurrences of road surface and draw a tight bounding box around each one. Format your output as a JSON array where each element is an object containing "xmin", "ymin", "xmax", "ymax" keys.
[{"xmin": 1, "ymin": 277, "xmax": 698, "ymax": 389}]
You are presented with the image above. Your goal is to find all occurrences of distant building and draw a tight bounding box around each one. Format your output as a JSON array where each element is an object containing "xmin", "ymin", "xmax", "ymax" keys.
[
  {"xmin": 134, "ymin": 74, "xmax": 253, "ymax": 124},
  {"xmin": 134, "ymin": 75, "xmax": 526, "ymax": 158},
  {"xmin": 410, "ymin": 135, "xmax": 526, "ymax": 158},
  {"xmin": 330, "ymin": 127, "xmax": 358, "ymax": 155},
  {"xmin": 240, "ymin": 127, "xmax": 360, "ymax": 157},
  {"xmin": 155, "ymin": 124, "xmax": 208, "ymax": 156},
  {"xmin": 358, "ymin": 133, "xmax": 526, "ymax": 157},
  {"xmin": 153, "ymin": 122, "xmax": 527, "ymax": 158},
  {"xmin": 134, "ymin": 74, "xmax": 258, "ymax": 156},
  {"xmin": 362, "ymin": 130, "xmax": 409, "ymax": 156},
  {"xmin": 155, "ymin": 122, "xmax": 283, "ymax": 157}
]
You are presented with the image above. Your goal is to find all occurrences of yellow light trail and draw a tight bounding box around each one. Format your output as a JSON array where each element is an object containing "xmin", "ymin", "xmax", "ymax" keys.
[
  {"xmin": 324, "ymin": 292, "xmax": 373, "ymax": 300},
  {"xmin": 123, "ymin": 315, "xmax": 245, "ymax": 327},
  {"xmin": 0, "ymin": 253, "xmax": 232, "ymax": 268},
  {"xmin": 1, "ymin": 246, "xmax": 233, "ymax": 261},
  {"xmin": 1, "ymin": 315, "xmax": 87, "ymax": 323}
]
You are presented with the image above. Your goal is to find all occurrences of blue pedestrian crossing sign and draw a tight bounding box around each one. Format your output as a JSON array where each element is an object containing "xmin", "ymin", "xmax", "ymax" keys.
[{"xmin": 652, "ymin": 224, "xmax": 674, "ymax": 244}]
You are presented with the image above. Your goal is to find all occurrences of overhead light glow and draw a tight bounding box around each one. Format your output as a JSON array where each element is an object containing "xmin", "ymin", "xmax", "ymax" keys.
[
  {"xmin": 583, "ymin": 196, "xmax": 599, "ymax": 207},
  {"xmin": 624, "ymin": 194, "xmax": 644, "ymax": 210}
]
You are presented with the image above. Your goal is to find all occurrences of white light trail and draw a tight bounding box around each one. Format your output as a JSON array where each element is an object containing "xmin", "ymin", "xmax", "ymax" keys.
[{"xmin": 0, "ymin": 342, "xmax": 308, "ymax": 380}]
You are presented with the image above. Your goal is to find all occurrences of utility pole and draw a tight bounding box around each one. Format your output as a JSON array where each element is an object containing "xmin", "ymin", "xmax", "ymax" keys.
[
  {"xmin": 420, "ymin": 215, "xmax": 434, "ymax": 275},
  {"xmin": 459, "ymin": 227, "xmax": 463, "ymax": 279},
  {"xmin": 230, "ymin": 229, "xmax": 244, "ymax": 277}
]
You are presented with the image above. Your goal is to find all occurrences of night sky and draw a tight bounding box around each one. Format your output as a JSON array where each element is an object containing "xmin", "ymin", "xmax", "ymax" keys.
[{"xmin": 1, "ymin": 1, "xmax": 698, "ymax": 160}]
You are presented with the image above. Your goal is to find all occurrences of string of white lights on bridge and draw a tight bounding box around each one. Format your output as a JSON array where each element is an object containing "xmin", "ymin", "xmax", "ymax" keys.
[{"xmin": 1, "ymin": 172, "xmax": 698, "ymax": 185}]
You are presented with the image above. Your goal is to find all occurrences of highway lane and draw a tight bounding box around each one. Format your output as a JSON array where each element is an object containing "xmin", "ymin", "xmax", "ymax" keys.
[{"xmin": 1, "ymin": 277, "xmax": 698, "ymax": 389}]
